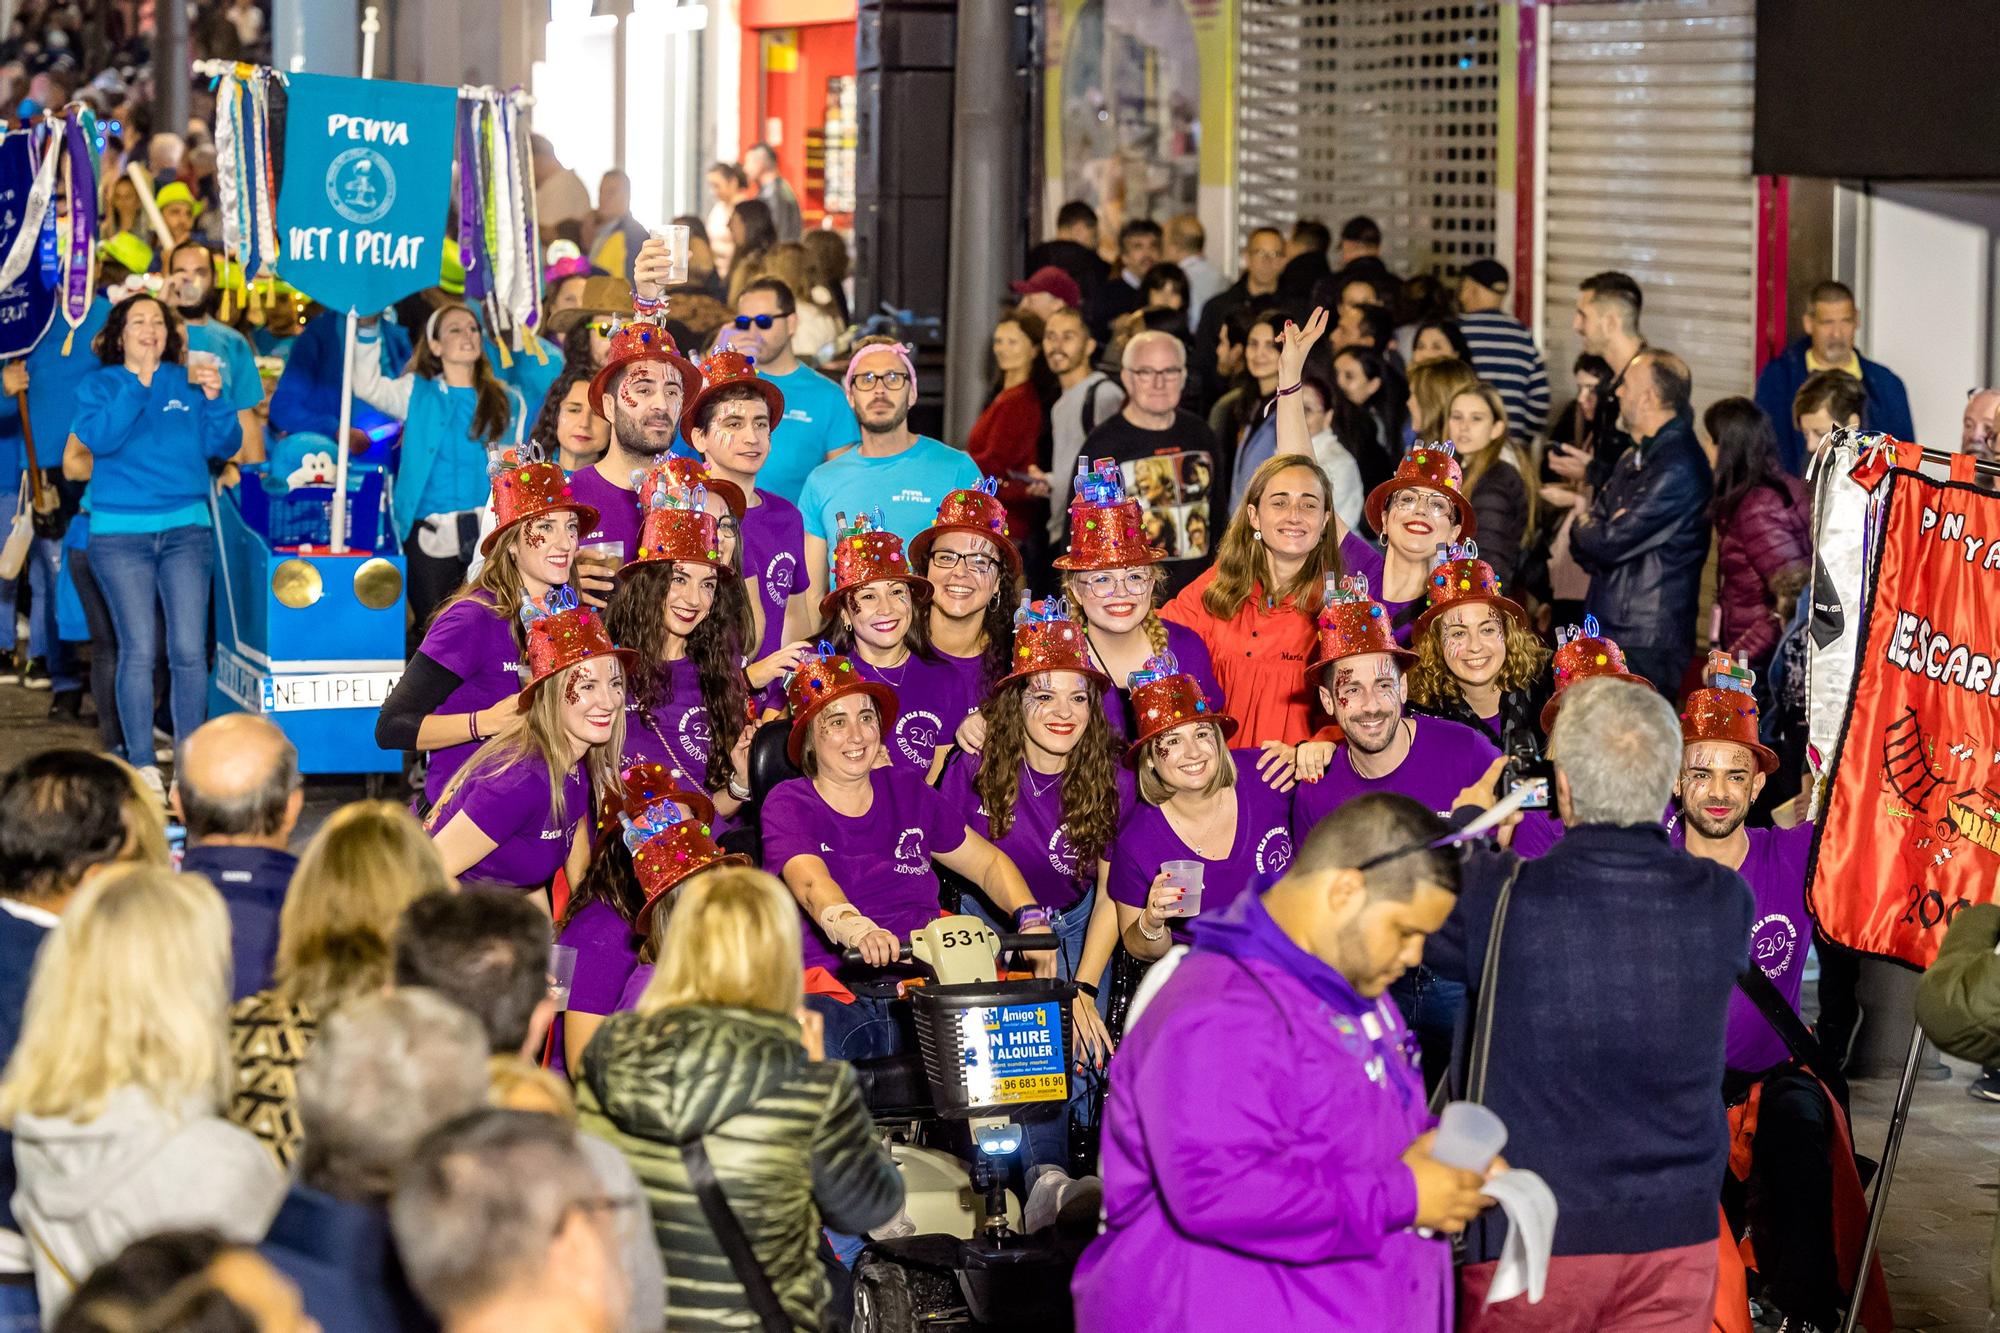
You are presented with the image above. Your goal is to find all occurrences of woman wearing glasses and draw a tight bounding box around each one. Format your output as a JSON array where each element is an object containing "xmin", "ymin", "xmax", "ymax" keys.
[{"xmin": 909, "ymin": 480, "xmax": 1021, "ymax": 700}]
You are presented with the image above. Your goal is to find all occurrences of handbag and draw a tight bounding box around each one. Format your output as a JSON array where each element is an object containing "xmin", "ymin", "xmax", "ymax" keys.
[
  {"xmin": 681, "ymin": 1134, "xmax": 793, "ymax": 1333},
  {"xmin": 0, "ymin": 473, "xmax": 33, "ymax": 580}
]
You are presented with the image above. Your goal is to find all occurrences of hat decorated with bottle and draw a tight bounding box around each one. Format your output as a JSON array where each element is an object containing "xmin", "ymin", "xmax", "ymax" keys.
[
  {"xmin": 636, "ymin": 448, "xmax": 745, "ymax": 519},
  {"xmin": 907, "ymin": 476, "xmax": 1022, "ymax": 579},
  {"xmin": 784, "ymin": 641, "xmax": 901, "ymax": 764},
  {"xmin": 1414, "ymin": 539, "xmax": 1525, "ymax": 634},
  {"xmin": 516, "ymin": 586, "xmax": 640, "ymax": 708},
  {"xmin": 596, "ymin": 761, "xmax": 716, "ymax": 845},
  {"xmin": 680, "ymin": 346, "xmax": 787, "ymax": 447},
  {"xmin": 482, "ymin": 442, "xmax": 601, "ymax": 555},
  {"xmin": 588, "ymin": 317, "xmax": 703, "ymax": 417},
  {"xmin": 1124, "ymin": 650, "xmax": 1236, "ymax": 765},
  {"xmin": 819, "ymin": 509, "xmax": 932, "ymax": 618},
  {"xmin": 1539, "ymin": 614, "xmax": 1652, "ymax": 732},
  {"xmin": 1679, "ymin": 650, "xmax": 1778, "ymax": 775},
  {"xmin": 1052, "ymin": 458, "xmax": 1168, "ymax": 571},
  {"xmin": 622, "ymin": 479, "xmax": 734, "ymax": 578},
  {"xmin": 622, "ymin": 794, "xmax": 751, "ymax": 934},
  {"xmin": 999, "ymin": 596, "xmax": 1110, "ymax": 691},
  {"xmin": 1303, "ymin": 572, "xmax": 1417, "ymax": 681},
  {"xmin": 1364, "ymin": 439, "xmax": 1478, "ymax": 537}
]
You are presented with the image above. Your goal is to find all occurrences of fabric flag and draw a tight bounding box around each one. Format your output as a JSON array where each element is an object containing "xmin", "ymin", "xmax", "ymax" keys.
[
  {"xmin": 0, "ymin": 129, "xmax": 56, "ymax": 358},
  {"xmin": 276, "ymin": 72, "xmax": 455, "ymax": 315},
  {"xmin": 1807, "ymin": 457, "xmax": 2000, "ymax": 967}
]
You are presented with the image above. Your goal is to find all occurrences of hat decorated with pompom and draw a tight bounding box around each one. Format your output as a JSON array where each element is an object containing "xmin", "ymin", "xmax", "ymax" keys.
[
  {"xmin": 596, "ymin": 761, "xmax": 716, "ymax": 845},
  {"xmin": 1540, "ymin": 614, "xmax": 1652, "ymax": 732},
  {"xmin": 908, "ymin": 476, "xmax": 1021, "ymax": 578},
  {"xmin": 1414, "ymin": 539, "xmax": 1525, "ymax": 634},
  {"xmin": 784, "ymin": 642, "xmax": 902, "ymax": 764},
  {"xmin": 819, "ymin": 510, "xmax": 931, "ymax": 618},
  {"xmin": 516, "ymin": 586, "xmax": 640, "ymax": 708},
  {"xmin": 1364, "ymin": 440, "xmax": 1478, "ymax": 536},
  {"xmin": 1678, "ymin": 650, "xmax": 1778, "ymax": 775},
  {"xmin": 1305, "ymin": 573, "xmax": 1417, "ymax": 680},
  {"xmin": 482, "ymin": 443, "xmax": 601, "ymax": 555},
  {"xmin": 681, "ymin": 346, "xmax": 786, "ymax": 447},
  {"xmin": 588, "ymin": 317, "xmax": 702, "ymax": 417},
  {"xmin": 999, "ymin": 596, "xmax": 1109, "ymax": 691},
  {"xmin": 623, "ymin": 795, "xmax": 751, "ymax": 934},
  {"xmin": 1124, "ymin": 651, "xmax": 1236, "ymax": 764},
  {"xmin": 1052, "ymin": 459, "xmax": 1167, "ymax": 571},
  {"xmin": 638, "ymin": 448, "xmax": 745, "ymax": 519},
  {"xmin": 622, "ymin": 479, "xmax": 733, "ymax": 577}
]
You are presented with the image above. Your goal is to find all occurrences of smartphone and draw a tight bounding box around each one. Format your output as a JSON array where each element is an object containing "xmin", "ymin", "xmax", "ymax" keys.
[{"xmin": 1498, "ymin": 752, "xmax": 1554, "ymax": 810}]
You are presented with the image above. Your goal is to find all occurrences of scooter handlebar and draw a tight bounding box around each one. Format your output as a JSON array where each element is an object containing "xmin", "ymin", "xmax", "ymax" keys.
[{"xmin": 838, "ymin": 932, "xmax": 1060, "ymax": 965}]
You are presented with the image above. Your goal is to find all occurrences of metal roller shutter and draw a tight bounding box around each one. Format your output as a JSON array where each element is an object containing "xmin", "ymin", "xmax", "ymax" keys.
[
  {"xmin": 1237, "ymin": 0, "xmax": 1501, "ymax": 279},
  {"xmin": 1538, "ymin": 0, "xmax": 1756, "ymax": 417}
]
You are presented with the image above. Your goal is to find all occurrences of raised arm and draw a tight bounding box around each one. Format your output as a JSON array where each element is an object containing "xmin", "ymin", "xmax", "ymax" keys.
[{"xmin": 348, "ymin": 320, "xmax": 416, "ymax": 419}]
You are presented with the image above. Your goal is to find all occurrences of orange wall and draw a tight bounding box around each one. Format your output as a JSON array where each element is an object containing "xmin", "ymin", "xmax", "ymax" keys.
[{"xmin": 739, "ymin": 1, "xmax": 857, "ymax": 226}]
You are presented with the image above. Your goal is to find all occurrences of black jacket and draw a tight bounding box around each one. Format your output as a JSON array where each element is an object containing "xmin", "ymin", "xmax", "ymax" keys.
[
  {"xmin": 1571, "ymin": 413, "xmax": 1712, "ymax": 649},
  {"xmin": 1411, "ymin": 678, "xmax": 1550, "ymax": 760}
]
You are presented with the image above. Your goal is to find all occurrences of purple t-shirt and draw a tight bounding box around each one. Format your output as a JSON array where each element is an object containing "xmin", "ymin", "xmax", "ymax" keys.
[
  {"xmin": 1106, "ymin": 750, "xmax": 1296, "ymax": 931},
  {"xmin": 1098, "ymin": 620, "xmax": 1223, "ymax": 739},
  {"xmin": 940, "ymin": 755, "xmax": 1136, "ymax": 911},
  {"xmin": 418, "ymin": 591, "xmax": 524, "ymax": 803},
  {"xmin": 1294, "ymin": 716, "xmax": 1500, "ymax": 831},
  {"xmin": 852, "ymin": 651, "xmax": 980, "ymax": 775},
  {"xmin": 550, "ymin": 899, "xmax": 640, "ymax": 1077},
  {"xmin": 624, "ymin": 657, "xmax": 711, "ymax": 789},
  {"xmin": 1339, "ymin": 530, "xmax": 1417, "ymax": 644},
  {"xmin": 761, "ymin": 766, "xmax": 968, "ymax": 976},
  {"xmin": 430, "ymin": 752, "xmax": 589, "ymax": 888},
  {"xmin": 568, "ymin": 464, "xmax": 643, "ymax": 561},
  {"xmin": 741, "ymin": 491, "xmax": 805, "ymax": 661},
  {"xmin": 616, "ymin": 964, "xmax": 654, "ymax": 1013},
  {"xmin": 1671, "ymin": 819, "xmax": 1815, "ymax": 1073}
]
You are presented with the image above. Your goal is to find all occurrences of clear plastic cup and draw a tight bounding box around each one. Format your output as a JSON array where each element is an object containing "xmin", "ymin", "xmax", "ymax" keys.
[
  {"xmin": 1162, "ymin": 860, "xmax": 1205, "ymax": 917},
  {"xmin": 650, "ymin": 224, "xmax": 691, "ymax": 286},
  {"xmin": 1432, "ymin": 1100, "xmax": 1508, "ymax": 1173},
  {"xmin": 548, "ymin": 943, "xmax": 578, "ymax": 1012},
  {"xmin": 187, "ymin": 350, "xmax": 220, "ymax": 372},
  {"xmin": 577, "ymin": 539, "xmax": 626, "ymax": 579}
]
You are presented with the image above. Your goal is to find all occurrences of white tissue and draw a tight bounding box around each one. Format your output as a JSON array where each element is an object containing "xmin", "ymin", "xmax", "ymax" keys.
[{"xmin": 1479, "ymin": 1168, "xmax": 1558, "ymax": 1306}]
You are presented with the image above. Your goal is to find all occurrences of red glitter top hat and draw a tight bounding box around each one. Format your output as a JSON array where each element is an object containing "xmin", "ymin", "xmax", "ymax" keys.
[
  {"xmin": 1364, "ymin": 440, "xmax": 1478, "ymax": 537},
  {"xmin": 908, "ymin": 477, "xmax": 1021, "ymax": 578},
  {"xmin": 588, "ymin": 318, "xmax": 702, "ymax": 417},
  {"xmin": 1304, "ymin": 573, "xmax": 1417, "ymax": 680},
  {"xmin": 784, "ymin": 643, "xmax": 900, "ymax": 764},
  {"xmin": 639, "ymin": 451, "xmax": 745, "ymax": 519},
  {"xmin": 680, "ymin": 346, "xmax": 786, "ymax": 448},
  {"xmin": 517, "ymin": 586, "xmax": 640, "ymax": 708},
  {"xmin": 819, "ymin": 510, "xmax": 931, "ymax": 618},
  {"xmin": 622, "ymin": 480, "xmax": 733, "ymax": 577},
  {"xmin": 482, "ymin": 447, "xmax": 600, "ymax": 556},
  {"xmin": 620, "ymin": 795, "xmax": 750, "ymax": 935},
  {"xmin": 1123, "ymin": 651, "xmax": 1236, "ymax": 765},
  {"xmin": 998, "ymin": 598, "xmax": 1109, "ymax": 691},
  {"xmin": 1679, "ymin": 651, "xmax": 1779, "ymax": 774},
  {"xmin": 1540, "ymin": 614, "xmax": 1652, "ymax": 732},
  {"xmin": 595, "ymin": 761, "xmax": 716, "ymax": 844},
  {"xmin": 1052, "ymin": 459, "xmax": 1167, "ymax": 571},
  {"xmin": 1414, "ymin": 539, "xmax": 1525, "ymax": 635}
]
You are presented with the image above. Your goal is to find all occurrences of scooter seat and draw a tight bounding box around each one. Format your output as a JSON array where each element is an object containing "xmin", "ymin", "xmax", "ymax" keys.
[{"xmin": 853, "ymin": 1053, "xmax": 933, "ymax": 1117}]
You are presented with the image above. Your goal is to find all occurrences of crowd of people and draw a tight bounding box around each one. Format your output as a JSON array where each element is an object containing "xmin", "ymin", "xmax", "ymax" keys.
[{"xmin": 0, "ymin": 89, "xmax": 1986, "ymax": 1331}]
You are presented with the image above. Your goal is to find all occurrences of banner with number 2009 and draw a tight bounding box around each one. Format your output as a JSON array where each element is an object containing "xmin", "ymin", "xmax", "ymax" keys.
[{"xmin": 1809, "ymin": 460, "xmax": 2000, "ymax": 968}]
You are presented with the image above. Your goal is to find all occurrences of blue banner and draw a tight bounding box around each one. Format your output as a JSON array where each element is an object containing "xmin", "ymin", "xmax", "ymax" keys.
[
  {"xmin": 0, "ymin": 131, "xmax": 56, "ymax": 359},
  {"xmin": 276, "ymin": 72, "xmax": 456, "ymax": 315}
]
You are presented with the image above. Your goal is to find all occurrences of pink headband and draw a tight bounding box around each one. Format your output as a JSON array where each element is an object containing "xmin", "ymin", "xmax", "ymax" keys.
[{"xmin": 844, "ymin": 342, "xmax": 918, "ymax": 400}]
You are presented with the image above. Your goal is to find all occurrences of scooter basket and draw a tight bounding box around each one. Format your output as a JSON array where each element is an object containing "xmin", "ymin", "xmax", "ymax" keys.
[{"xmin": 909, "ymin": 979, "xmax": 1077, "ymax": 1123}]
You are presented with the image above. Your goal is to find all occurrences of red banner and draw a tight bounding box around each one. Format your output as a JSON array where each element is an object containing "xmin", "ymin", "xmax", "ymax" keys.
[{"xmin": 1809, "ymin": 467, "xmax": 2000, "ymax": 967}]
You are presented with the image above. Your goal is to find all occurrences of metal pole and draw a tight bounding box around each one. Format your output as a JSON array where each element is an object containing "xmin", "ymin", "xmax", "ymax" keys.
[
  {"xmin": 1836, "ymin": 1022, "xmax": 1926, "ymax": 1333},
  {"xmin": 328, "ymin": 6, "xmax": 381, "ymax": 555},
  {"xmin": 156, "ymin": 0, "xmax": 190, "ymax": 141},
  {"xmin": 942, "ymin": 0, "xmax": 1018, "ymax": 446}
]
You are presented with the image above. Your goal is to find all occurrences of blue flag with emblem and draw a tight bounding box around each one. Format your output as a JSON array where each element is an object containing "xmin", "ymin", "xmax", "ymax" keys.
[
  {"xmin": 0, "ymin": 129, "xmax": 56, "ymax": 359},
  {"xmin": 276, "ymin": 72, "xmax": 456, "ymax": 315}
]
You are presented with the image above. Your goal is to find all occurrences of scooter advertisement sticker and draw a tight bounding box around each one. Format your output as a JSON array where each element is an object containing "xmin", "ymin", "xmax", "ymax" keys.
[{"xmin": 958, "ymin": 1004, "xmax": 1067, "ymax": 1105}]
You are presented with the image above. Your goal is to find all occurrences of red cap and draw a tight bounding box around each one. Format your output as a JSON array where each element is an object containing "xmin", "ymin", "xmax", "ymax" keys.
[
  {"xmin": 640, "ymin": 454, "xmax": 744, "ymax": 520},
  {"xmin": 617, "ymin": 796, "xmax": 751, "ymax": 935},
  {"xmin": 998, "ymin": 599, "xmax": 1109, "ymax": 691},
  {"xmin": 1540, "ymin": 615, "xmax": 1652, "ymax": 732},
  {"xmin": 820, "ymin": 512, "xmax": 931, "ymax": 618},
  {"xmin": 1303, "ymin": 574, "xmax": 1416, "ymax": 680},
  {"xmin": 518, "ymin": 587, "xmax": 640, "ymax": 709},
  {"xmin": 783, "ymin": 645, "xmax": 900, "ymax": 765},
  {"xmin": 1364, "ymin": 441, "xmax": 1477, "ymax": 537},
  {"xmin": 1052, "ymin": 460, "xmax": 1165, "ymax": 571},
  {"xmin": 1123, "ymin": 652, "xmax": 1236, "ymax": 764},
  {"xmin": 596, "ymin": 761, "xmax": 716, "ymax": 844},
  {"xmin": 1008, "ymin": 265, "xmax": 1082, "ymax": 309},
  {"xmin": 681, "ymin": 346, "xmax": 786, "ymax": 448},
  {"xmin": 907, "ymin": 478, "xmax": 1021, "ymax": 579},
  {"xmin": 1679, "ymin": 650, "xmax": 1779, "ymax": 774},
  {"xmin": 483, "ymin": 452, "xmax": 600, "ymax": 556},
  {"xmin": 588, "ymin": 318, "xmax": 702, "ymax": 418},
  {"xmin": 1413, "ymin": 540, "xmax": 1525, "ymax": 635}
]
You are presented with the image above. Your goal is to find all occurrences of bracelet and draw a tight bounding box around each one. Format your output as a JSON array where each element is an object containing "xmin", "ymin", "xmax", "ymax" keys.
[
  {"xmin": 1075, "ymin": 980, "xmax": 1099, "ymax": 998},
  {"xmin": 1136, "ymin": 918, "xmax": 1167, "ymax": 942},
  {"xmin": 469, "ymin": 712, "xmax": 482, "ymax": 743},
  {"xmin": 1275, "ymin": 380, "xmax": 1304, "ymax": 397},
  {"xmin": 727, "ymin": 776, "xmax": 751, "ymax": 801},
  {"xmin": 632, "ymin": 292, "xmax": 664, "ymax": 311},
  {"xmin": 1014, "ymin": 905, "xmax": 1054, "ymax": 932}
]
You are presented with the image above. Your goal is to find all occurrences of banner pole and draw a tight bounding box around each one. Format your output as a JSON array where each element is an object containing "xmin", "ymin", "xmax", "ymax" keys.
[
  {"xmin": 327, "ymin": 6, "xmax": 381, "ymax": 556},
  {"xmin": 1837, "ymin": 1022, "xmax": 1925, "ymax": 1333}
]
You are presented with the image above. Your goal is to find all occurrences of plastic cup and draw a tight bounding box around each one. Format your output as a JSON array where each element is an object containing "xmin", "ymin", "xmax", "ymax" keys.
[
  {"xmin": 577, "ymin": 540, "xmax": 625, "ymax": 579},
  {"xmin": 187, "ymin": 350, "xmax": 220, "ymax": 371},
  {"xmin": 548, "ymin": 943, "xmax": 577, "ymax": 1013},
  {"xmin": 651, "ymin": 224, "xmax": 691, "ymax": 286},
  {"xmin": 1431, "ymin": 1100, "xmax": 1508, "ymax": 1173},
  {"xmin": 1162, "ymin": 860, "xmax": 1205, "ymax": 917}
]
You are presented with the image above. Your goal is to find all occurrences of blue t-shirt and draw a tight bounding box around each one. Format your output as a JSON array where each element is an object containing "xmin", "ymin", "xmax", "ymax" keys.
[
  {"xmin": 760, "ymin": 363, "xmax": 860, "ymax": 503},
  {"xmin": 797, "ymin": 435, "xmax": 983, "ymax": 558},
  {"xmin": 185, "ymin": 319, "xmax": 265, "ymax": 412}
]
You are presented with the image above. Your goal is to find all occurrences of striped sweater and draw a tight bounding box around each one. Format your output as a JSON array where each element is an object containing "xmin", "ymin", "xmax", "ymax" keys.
[{"xmin": 1459, "ymin": 310, "xmax": 1551, "ymax": 436}]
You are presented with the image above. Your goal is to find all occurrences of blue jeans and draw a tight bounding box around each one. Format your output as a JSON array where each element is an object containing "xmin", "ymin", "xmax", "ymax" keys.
[
  {"xmin": 0, "ymin": 1277, "xmax": 38, "ymax": 1332},
  {"xmin": 27, "ymin": 537, "xmax": 78, "ymax": 690},
  {"xmin": 804, "ymin": 991, "xmax": 908, "ymax": 1062},
  {"xmin": 87, "ymin": 526, "xmax": 214, "ymax": 766}
]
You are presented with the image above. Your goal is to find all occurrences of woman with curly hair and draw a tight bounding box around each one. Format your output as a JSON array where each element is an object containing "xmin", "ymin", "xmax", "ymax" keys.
[
  {"xmin": 530, "ymin": 363, "xmax": 611, "ymax": 472},
  {"xmin": 1406, "ymin": 543, "xmax": 1551, "ymax": 757}
]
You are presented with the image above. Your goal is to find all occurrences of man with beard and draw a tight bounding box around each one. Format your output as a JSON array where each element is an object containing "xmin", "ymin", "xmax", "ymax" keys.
[
  {"xmin": 1042, "ymin": 306, "xmax": 1123, "ymax": 546},
  {"xmin": 797, "ymin": 336, "xmax": 980, "ymax": 609},
  {"xmin": 168, "ymin": 241, "xmax": 263, "ymax": 460}
]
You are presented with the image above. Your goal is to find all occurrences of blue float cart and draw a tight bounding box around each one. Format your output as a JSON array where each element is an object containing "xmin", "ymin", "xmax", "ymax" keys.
[{"xmin": 208, "ymin": 463, "xmax": 406, "ymax": 776}]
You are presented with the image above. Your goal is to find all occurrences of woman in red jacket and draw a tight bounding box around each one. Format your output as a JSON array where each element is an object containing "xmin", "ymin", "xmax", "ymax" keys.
[
  {"xmin": 967, "ymin": 307, "xmax": 1057, "ymax": 578},
  {"xmin": 1702, "ymin": 397, "xmax": 1811, "ymax": 673}
]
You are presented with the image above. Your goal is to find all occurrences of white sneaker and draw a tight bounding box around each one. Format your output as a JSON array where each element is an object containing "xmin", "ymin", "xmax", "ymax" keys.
[{"xmin": 135, "ymin": 765, "xmax": 166, "ymax": 804}]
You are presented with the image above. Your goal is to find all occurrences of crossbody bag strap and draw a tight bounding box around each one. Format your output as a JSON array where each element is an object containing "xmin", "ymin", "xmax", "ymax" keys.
[
  {"xmin": 681, "ymin": 1135, "xmax": 793, "ymax": 1333},
  {"xmin": 1464, "ymin": 860, "xmax": 1524, "ymax": 1107},
  {"xmin": 1735, "ymin": 959, "xmax": 1849, "ymax": 1109},
  {"xmin": 21, "ymin": 1216, "xmax": 79, "ymax": 1293}
]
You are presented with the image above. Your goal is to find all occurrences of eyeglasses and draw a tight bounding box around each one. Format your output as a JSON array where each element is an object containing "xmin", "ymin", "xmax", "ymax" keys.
[
  {"xmin": 1077, "ymin": 570, "xmax": 1155, "ymax": 598},
  {"xmin": 732, "ymin": 314, "xmax": 778, "ymax": 330},
  {"xmin": 928, "ymin": 550, "xmax": 999, "ymax": 576},
  {"xmin": 1388, "ymin": 491, "xmax": 1454, "ymax": 521},
  {"xmin": 716, "ymin": 516, "xmax": 740, "ymax": 541},
  {"xmin": 1128, "ymin": 366, "xmax": 1186, "ymax": 386},
  {"xmin": 851, "ymin": 370, "xmax": 910, "ymax": 391}
]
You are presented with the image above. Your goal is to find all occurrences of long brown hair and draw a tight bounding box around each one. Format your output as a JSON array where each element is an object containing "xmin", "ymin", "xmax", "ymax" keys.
[
  {"xmin": 1407, "ymin": 612, "xmax": 1550, "ymax": 710},
  {"xmin": 1407, "ymin": 356, "xmax": 1480, "ymax": 442},
  {"xmin": 973, "ymin": 677, "xmax": 1122, "ymax": 876},
  {"xmin": 921, "ymin": 549, "xmax": 1018, "ymax": 692},
  {"xmin": 608, "ymin": 561, "xmax": 752, "ymax": 794},
  {"xmin": 815, "ymin": 584, "xmax": 939, "ymax": 660},
  {"xmin": 1453, "ymin": 381, "xmax": 1540, "ymax": 539},
  {"xmin": 410, "ymin": 301, "xmax": 514, "ymax": 443},
  {"xmin": 1201, "ymin": 454, "xmax": 1344, "ymax": 621}
]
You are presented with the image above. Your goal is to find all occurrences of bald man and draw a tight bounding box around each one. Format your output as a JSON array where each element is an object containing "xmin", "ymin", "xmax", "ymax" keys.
[{"xmin": 172, "ymin": 714, "xmax": 304, "ymax": 999}]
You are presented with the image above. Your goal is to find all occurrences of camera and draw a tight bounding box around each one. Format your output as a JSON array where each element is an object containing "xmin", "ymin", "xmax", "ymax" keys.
[{"xmin": 1497, "ymin": 747, "xmax": 1553, "ymax": 810}]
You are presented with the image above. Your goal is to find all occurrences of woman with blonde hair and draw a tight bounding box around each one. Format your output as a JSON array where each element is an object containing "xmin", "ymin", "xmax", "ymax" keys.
[
  {"xmin": 4, "ymin": 867, "xmax": 286, "ymax": 1314},
  {"xmin": 1406, "ymin": 355, "xmax": 1481, "ymax": 444},
  {"xmin": 576, "ymin": 866, "xmax": 902, "ymax": 1332},
  {"xmin": 228, "ymin": 802, "xmax": 452, "ymax": 1167}
]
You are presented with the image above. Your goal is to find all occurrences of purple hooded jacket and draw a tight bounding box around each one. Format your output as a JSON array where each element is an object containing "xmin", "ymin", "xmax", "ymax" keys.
[{"xmin": 1071, "ymin": 891, "xmax": 1450, "ymax": 1332}]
